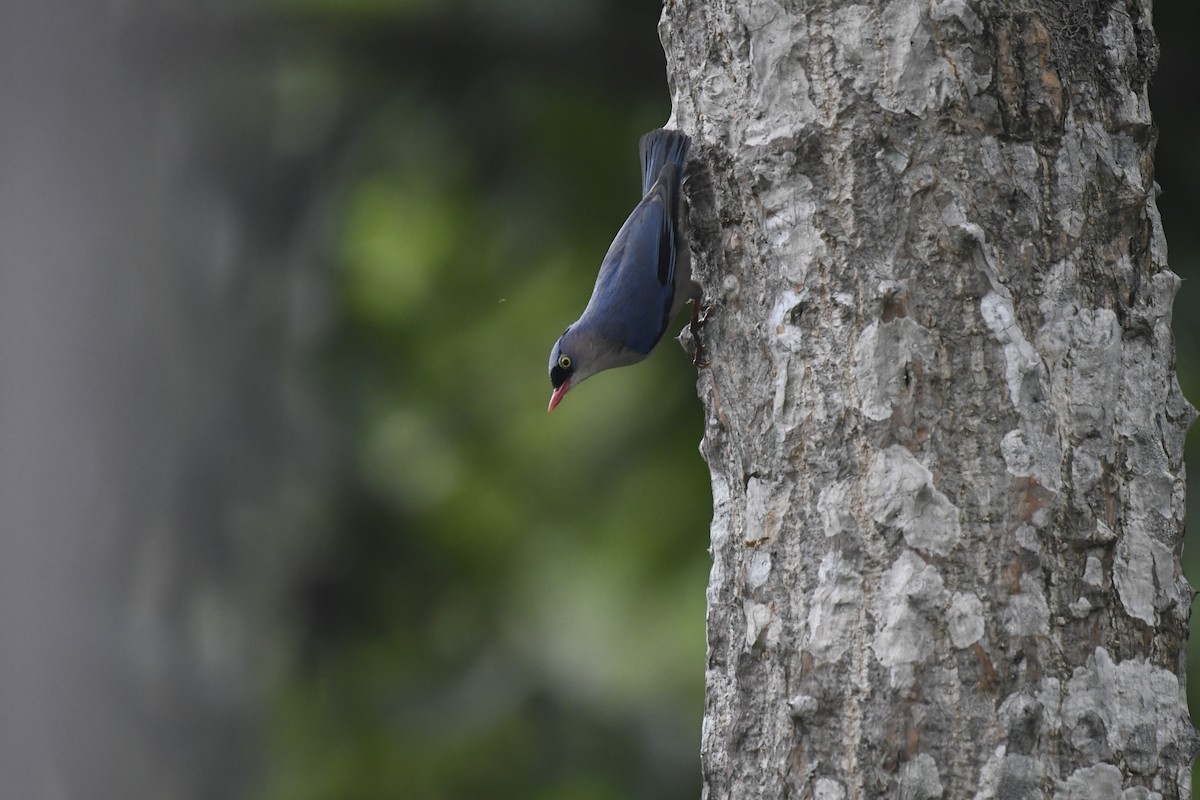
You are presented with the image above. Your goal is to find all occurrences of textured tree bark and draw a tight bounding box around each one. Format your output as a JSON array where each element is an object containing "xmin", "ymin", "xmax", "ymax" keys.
[{"xmin": 661, "ymin": 1, "xmax": 1196, "ymax": 797}]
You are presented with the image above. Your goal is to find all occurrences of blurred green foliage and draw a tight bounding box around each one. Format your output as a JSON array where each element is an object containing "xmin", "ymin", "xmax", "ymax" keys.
[
  {"xmin": 260, "ymin": 2, "xmax": 709, "ymax": 798},
  {"xmin": 251, "ymin": 0, "xmax": 1200, "ymax": 796}
]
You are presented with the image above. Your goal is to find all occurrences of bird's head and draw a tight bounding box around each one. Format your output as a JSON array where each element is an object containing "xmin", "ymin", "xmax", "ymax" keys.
[
  {"xmin": 547, "ymin": 326, "xmax": 628, "ymax": 411},
  {"xmin": 547, "ymin": 330, "xmax": 580, "ymax": 412},
  {"xmin": 547, "ymin": 318, "xmax": 652, "ymax": 411}
]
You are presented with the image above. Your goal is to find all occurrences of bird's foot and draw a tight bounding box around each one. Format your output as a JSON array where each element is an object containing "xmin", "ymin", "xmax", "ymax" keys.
[{"xmin": 689, "ymin": 301, "xmax": 714, "ymax": 368}]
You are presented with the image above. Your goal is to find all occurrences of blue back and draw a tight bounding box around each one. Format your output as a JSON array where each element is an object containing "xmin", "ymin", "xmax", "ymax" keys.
[{"xmin": 579, "ymin": 130, "xmax": 689, "ymax": 356}]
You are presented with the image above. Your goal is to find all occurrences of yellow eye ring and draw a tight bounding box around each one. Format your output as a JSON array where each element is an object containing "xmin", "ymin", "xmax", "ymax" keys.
[{"xmin": 558, "ymin": 355, "xmax": 572, "ymax": 369}]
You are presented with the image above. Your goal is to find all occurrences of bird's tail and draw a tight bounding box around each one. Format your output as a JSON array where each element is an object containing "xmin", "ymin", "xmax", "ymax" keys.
[{"xmin": 639, "ymin": 128, "xmax": 690, "ymax": 196}]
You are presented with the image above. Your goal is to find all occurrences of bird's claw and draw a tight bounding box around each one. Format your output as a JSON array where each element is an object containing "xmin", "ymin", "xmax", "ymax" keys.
[{"xmin": 689, "ymin": 301, "xmax": 714, "ymax": 368}]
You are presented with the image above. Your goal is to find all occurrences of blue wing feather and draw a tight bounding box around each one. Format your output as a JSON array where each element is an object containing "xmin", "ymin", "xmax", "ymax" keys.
[
  {"xmin": 581, "ymin": 185, "xmax": 677, "ymax": 355},
  {"xmin": 572, "ymin": 129, "xmax": 688, "ymax": 357}
]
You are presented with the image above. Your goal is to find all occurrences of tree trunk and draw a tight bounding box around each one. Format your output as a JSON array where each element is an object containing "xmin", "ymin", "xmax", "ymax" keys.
[
  {"xmin": 661, "ymin": 1, "xmax": 1195, "ymax": 797},
  {"xmin": 0, "ymin": 5, "xmax": 328, "ymax": 797}
]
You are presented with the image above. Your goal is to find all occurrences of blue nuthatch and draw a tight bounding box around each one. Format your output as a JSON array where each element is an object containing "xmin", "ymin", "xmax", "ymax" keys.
[{"xmin": 547, "ymin": 128, "xmax": 697, "ymax": 411}]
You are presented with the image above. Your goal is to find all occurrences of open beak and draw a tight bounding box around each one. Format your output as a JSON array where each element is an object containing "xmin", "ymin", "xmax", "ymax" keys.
[{"xmin": 547, "ymin": 381, "xmax": 571, "ymax": 412}]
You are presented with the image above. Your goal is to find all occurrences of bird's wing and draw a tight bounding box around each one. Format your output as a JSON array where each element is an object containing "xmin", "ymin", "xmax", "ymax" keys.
[{"xmin": 582, "ymin": 176, "xmax": 679, "ymax": 355}]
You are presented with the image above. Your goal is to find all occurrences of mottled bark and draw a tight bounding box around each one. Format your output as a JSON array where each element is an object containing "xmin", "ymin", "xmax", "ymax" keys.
[{"xmin": 661, "ymin": 0, "xmax": 1196, "ymax": 797}]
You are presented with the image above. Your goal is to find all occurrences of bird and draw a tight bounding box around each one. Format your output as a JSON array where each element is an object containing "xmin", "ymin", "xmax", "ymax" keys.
[{"xmin": 547, "ymin": 128, "xmax": 697, "ymax": 412}]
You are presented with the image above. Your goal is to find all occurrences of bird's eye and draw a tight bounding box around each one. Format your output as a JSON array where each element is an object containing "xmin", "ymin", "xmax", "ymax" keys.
[{"xmin": 558, "ymin": 355, "xmax": 572, "ymax": 369}]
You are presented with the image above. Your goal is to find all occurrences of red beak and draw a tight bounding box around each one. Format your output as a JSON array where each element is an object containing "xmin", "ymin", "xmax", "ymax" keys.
[{"xmin": 547, "ymin": 381, "xmax": 571, "ymax": 412}]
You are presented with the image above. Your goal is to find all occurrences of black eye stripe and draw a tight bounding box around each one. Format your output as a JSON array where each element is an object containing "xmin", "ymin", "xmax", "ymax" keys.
[{"xmin": 550, "ymin": 362, "xmax": 573, "ymax": 388}]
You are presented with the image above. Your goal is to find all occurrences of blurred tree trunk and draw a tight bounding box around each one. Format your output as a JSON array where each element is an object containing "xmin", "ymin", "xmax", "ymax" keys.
[
  {"xmin": 0, "ymin": 4, "xmax": 331, "ymax": 798},
  {"xmin": 662, "ymin": 1, "xmax": 1195, "ymax": 797}
]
